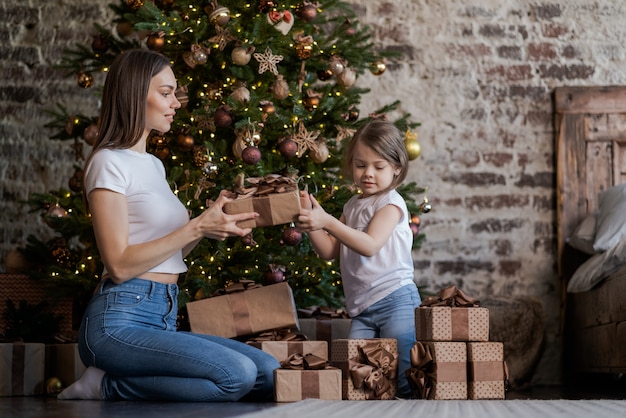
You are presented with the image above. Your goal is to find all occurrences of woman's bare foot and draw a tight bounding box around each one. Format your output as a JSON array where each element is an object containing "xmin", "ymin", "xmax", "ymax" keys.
[{"xmin": 57, "ymin": 367, "xmax": 105, "ymax": 400}]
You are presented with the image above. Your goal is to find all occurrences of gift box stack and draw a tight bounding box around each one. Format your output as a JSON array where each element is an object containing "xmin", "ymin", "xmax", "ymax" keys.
[
  {"xmin": 297, "ymin": 306, "xmax": 351, "ymax": 360},
  {"xmin": 407, "ymin": 286, "xmax": 508, "ymax": 400},
  {"xmin": 331, "ymin": 338, "xmax": 399, "ymax": 400}
]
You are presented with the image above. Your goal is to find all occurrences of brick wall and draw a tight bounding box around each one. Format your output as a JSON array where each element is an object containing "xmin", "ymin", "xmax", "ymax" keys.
[{"xmin": 2, "ymin": 0, "xmax": 626, "ymax": 386}]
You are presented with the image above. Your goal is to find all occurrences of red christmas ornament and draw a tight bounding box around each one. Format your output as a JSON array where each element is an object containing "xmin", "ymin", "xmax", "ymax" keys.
[
  {"xmin": 177, "ymin": 134, "xmax": 195, "ymax": 151},
  {"xmin": 282, "ymin": 226, "xmax": 302, "ymax": 246},
  {"xmin": 91, "ymin": 35, "xmax": 109, "ymax": 54},
  {"xmin": 278, "ymin": 137, "xmax": 298, "ymax": 159},
  {"xmin": 299, "ymin": 3, "xmax": 317, "ymax": 23},
  {"xmin": 214, "ymin": 107, "xmax": 233, "ymax": 127},
  {"xmin": 241, "ymin": 146, "xmax": 261, "ymax": 165},
  {"xmin": 409, "ymin": 222, "xmax": 420, "ymax": 236},
  {"xmin": 264, "ymin": 264, "xmax": 286, "ymax": 284}
]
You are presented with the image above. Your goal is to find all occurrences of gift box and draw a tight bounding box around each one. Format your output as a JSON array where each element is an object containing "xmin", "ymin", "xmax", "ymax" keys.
[
  {"xmin": 274, "ymin": 368, "xmax": 342, "ymax": 402},
  {"xmin": 186, "ymin": 282, "xmax": 299, "ymax": 339},
  {"xmin": 0, "ymin": 342, "xmax": 45, "ymax": 396},
  {"xmin": 405, "ymin": 341, "xmax": 467, "ymax": 400},
  {"xmin": 223, "ymin": 175, "xmax": 301, "ymax": 228},
  {"xmin": 45, "ymin": 343, "xmax": 86, "ymax": 388},
  {"xmin": 467, "ymin": 342, "xmax": 508, "ymax": 400},
  {"xmin": 331, "ymin": 338, "xmax": 398, "ymax": 400},
  {"xmin": 249, "ymin": 340, "xmax": 328, "ymax": 362},
  {"xmin": 298, "ymin": 318, "xmax": 351, "ymax": 358},
  {"xmin": 415, "ymin": 285, "xmax": 489, "ymax": 342},
  {"xmin": 0, "ymin": 274, "xmax": 73, "ymax": 335}
]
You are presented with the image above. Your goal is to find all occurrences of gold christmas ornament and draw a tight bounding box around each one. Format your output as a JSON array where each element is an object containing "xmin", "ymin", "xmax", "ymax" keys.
[
  {"xmin": 177, "ymin": 134, "xmax": 195, "ymax": 151},
  {"xmin": 369, "ymin": 60, "xmax": 387, "ymax": 76},
  {"xmin": 230, "ymin": 85, "xmax": 250, "ymax": 103},
  {"xmin": 260, "ymin": 100, "xmax": 276, "ymax": 115},
  {"xmin": 146, "ymin": 32, "xmax": 165, "ymax": 51},
  {"xmin": 46, "ymin": 377, "xmax": 63, "ymax": 395},
  {"xmin": 309, "ymin": 140, "xmax": 329, "ymax": 163},
  {"xmin": 404, "ymin": 129, "xmax": 421, "ymax": 160},
  {"xmin": 272, "ymin": 75, "xmax": 290, "ymax": 100},
  {"xmin": 76, "ymin": 72, "xmax": 94, "ymax": 88},
  {"xmin": 231, "ymin": 46, "xmax": 255, "ymax": 66},
  {"xmin": 336, "ymin": 67, "xmax": 356, "ymax": 88},
  {"xmin": 125, "ymin": 0, "xmax": 144, "ymax": 10},
  {"xmin": 209, "ymin": 6, "xmax": 231, "ymax": 27}
]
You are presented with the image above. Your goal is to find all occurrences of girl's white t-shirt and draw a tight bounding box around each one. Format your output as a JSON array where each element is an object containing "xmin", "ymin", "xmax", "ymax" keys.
[
  {"xmin": 340, "ymin": 189, "xmax": 415, "ymax": 317},
  {"xmin": 84, "ymin": 148, "xmax": 190, "ymax": 275}
]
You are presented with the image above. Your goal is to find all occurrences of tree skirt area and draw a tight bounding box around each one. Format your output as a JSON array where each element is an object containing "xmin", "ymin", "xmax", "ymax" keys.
[{"xmin": 239, "ymin": 399, "xmax": 626, "ymax": 418}]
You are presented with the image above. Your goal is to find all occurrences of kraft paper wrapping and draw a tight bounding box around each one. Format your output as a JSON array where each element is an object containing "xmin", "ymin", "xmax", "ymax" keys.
[
  {"xmin": 224, "ymin": 189, "xmax": 301, "ymax": 228},
  {"xmin": 330, "ymin": 338, "xmax": 398, "ymax": 400},
  {"xmin": 249, "ymin": 341, "xmax": 328, "ymax": 362},
  {"xmin": 467, "ymin": 342, "xmax": 507, "ymax": 400},
  {"xmin": 45, "ymin": 344, "xmax": 86, "ymax": 387},
  {"xmin": 274, "ymin": 368, "xmax": 342, "ymax": 402},
  {"xmin": 186, "ymin": 282, "xmax": 300, "ymax": 339},
  {"xmin": 0, "ymin": 343, "xmax": 45, "ymax": 397},
  {"xmin": 406, "ymin": 341, "xmax": 467, "ymax": 400},
  {"xmin": 414, "ymin": 306, "xmax": 489, "ymax": 342},
  {"xmin": 298, "ymin": 318, "xmax": 351, "ymax": 358}
]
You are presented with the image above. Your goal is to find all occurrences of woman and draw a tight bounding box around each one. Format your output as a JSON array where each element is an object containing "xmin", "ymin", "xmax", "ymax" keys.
[{"xmin": 58, "ymin": 49, "xmax": 279, "ymax": 401}]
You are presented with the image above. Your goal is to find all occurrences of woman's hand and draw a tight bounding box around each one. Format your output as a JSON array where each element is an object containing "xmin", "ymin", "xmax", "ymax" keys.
[{"xmin": 195, "ymin": 190, "xmax": 258, "ymax": 240}]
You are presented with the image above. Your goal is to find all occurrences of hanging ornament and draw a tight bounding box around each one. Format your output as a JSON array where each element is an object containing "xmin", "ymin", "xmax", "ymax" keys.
[
  {"xmin": 264, "ymin": 264, "xmax": 286, "ymax": 284},
  {"xmin": 409, "ymin": 221, "xmax": 420, "ymax": 236},
  {"xmin": 232, "ymin": 136, "xmax": 247, "ymax": 159},
  {"xmin": 317, "ymin": 69, "xmax": 333, "ymax": 81},
  {"xmin": 125, "ymin": 0, "xmax": 144, "ymax": 10},
  {"xmin": 208, "ymin": 25, "xmax": 236, "ymax": 51},
  {"xmin": 116, "ymin": 20, "xmax": 133, "ymax": 37},
  {"xmin": 183, "ymin": 44, "xmax": 210, "ymax": 69},
  {"xmin": 292, "ymin": 120, "xmax": 320, "ymax": 157},
  {"xmin": 156, "ymin": 0, "xmax": 175, "ymax": 9},
  {"xmin": 146, "ymin": 32, "xmax": 165, "ymax": 51},
  {"xmin": 282, "ymin": 226, "xmax": 302, "ymax": 246},
  {"xmin": 342, "ymin": 105, "xmax": 359, "ymax": 121},
  {"xmin": 207, "ymin": 4, "xmax": 231, "ymax": 27},
  {"xmin": 411, "ymin": 214, "xmax": 421, "ymax": 225},
  {"xmin": 214, "ymin": 106, "xmax": 233, "ymax": 128},
  {"xmin": 202, "ymin": 160, "xmax": 218, "ymax": 178},
  {"xmin": 91, "ymin": 35, "xmax": 109, "ymax": 54},
  {"xmin": 258, "ymin": 0, "xmax": 276, "ymax": 13},
  {"xmin": 50, "ymin": 239, "xmax": 72, "ymax": 268},
  {"xmin": 327, "ymin": 55, "xmax": 346, "ymax": 75},
  {"xmin": 150, "ymin": 134, "xmax": 167, "ymax": 148},
  {"xmin": 5, "ymin": 248, "xmax": 29, "ymax": 274},
  {"xmin": 68, "ymin": 168, "xmax": 84, "ymax": 192},
  {"xmin": 369, "ymin": 59, "xmax": 387, "ymax": 76},
  {"xmin": 268, "ymin": 10, "xmax": 294, "ymax": 35},
  {"xmin": 193, "ymin": 145, "xmax": 209, "ymax": 167},
  {"xmin": 298, "ymin": 2, "xmax": 319, "ymax": 23},
  {"xmin": 241, "ymin": 233, "xmax": 257, "ymax": 246},
  {"xmin": 260, "ymin": 100, "xmax": 275, "ymax": 115},
  {"xmin": 154, "ymin": 146, "xmax": 170, "ymax": 160},
  {"xmin": 177, "ymin": 133, "xmax": 195, "ymax": 151},
  {"xmin": 231, "ymin": 45, "xmax": 255, "ymax": 66},
  {"xmin": 272, "ymin": 75, "xmax": 290, "ymax": 100},
  {"xmin": 45, "ymin": 377, "xmax": 63, "ymax": 395},
  {"xmin": 278, "ymin": 137, "xmax": 298, "ymax": 159},
  {"xmin": 303, "ymin": 90, "xmax": 322, "ymax": 111},
  {"xmin": 335, "ymin": 126, "xmax": 356, "ymax": 146},
  {"xmin": 230, "ymin": 84, "xmax": 250, "ymax": 103},
  {"xmin": 336, "ymin": 67, "xmax": 356, "ymax": 88},
  {"xmin": 254, "ymin": 47, "xmax": 284, "ymax": 75},
  {"xmin": 242, "ymin": 145, "xmax": 262, "ymax": 165},
  {"xmin": 419, "ymin": 197, "xmax": 432, "ymax": 214},
  {"xmin": 45, "ymin": 203, "xmax": 68, "ymax": 228},
  {"xmin": 82, "ymin": 123, "xmax": 99, "ymax": 146},
  {"xmin": 309, "ymin": 139, "xmax": 329, "ymax": 163},
  {"xmin": 294, "ymin": 34, "xmax": 314, "ymax": 59},
  {"xmin": 404, "ymin": 129, "xmax": 421, "ymax": 160},
  {"xmin": 76, "ymin": 72, "xmax": 94, "ymax": 88}
]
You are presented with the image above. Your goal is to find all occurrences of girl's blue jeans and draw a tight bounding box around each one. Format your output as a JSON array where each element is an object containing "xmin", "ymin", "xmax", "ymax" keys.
[
  {"xmin": 78, "ymin": 278, "xmax": 280, "ymax": 401},
  {"xmin": 349, "ymin": 283, "xmax": 421, "ymax": 398}
]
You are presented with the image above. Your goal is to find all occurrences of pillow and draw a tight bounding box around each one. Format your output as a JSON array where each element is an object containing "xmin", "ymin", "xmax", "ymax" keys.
[
  {"xmin": 567, "ymin": 213, "xmax": 597, "ymax": 255},
  {"xmin": 593, "ymin": 183, "xmax": 626, "ymax": 252}
]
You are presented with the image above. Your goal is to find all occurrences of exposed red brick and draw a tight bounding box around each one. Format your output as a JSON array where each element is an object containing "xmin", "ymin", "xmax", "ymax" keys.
[
  {"xmin": 479, "ymin": 24, "xmax": 506, "ymax": 38},
  {"xmin": 514, "ymin": 172, "xmax": 554, "ymax": 188},
  {"xmin": 441, "ymin": 172, "xmax": 506, "ymax": 187},
  {"xmin": 483, "ymin": 152, "xmax": 513, "ymax": 167},
  {"xmin": 465, "ymin": 194, "xmax": 530, "ymax": 210},
  {"xmin": 485, "ymin": 64, "xmax": 533, "ymax": 82},
  {"xmin": 527, "ymin": 42, "xmax": 558, "ymax": 61},
  {"xmin": 538, "ymin": 64, "xmax": 595, "ymax": 80},
  {"xmin": 434, "ymin": 260, "xmax": 495, "ymax": 276},
  {"xmin": 533, "ymin": 195, "xmax": 554, "ymax": 211},
  {"xmin": 497, "ymin": 45, "xmax": 522, "ymax": 60},
  {"xmin": 469, "ymin": 218, "xmax": 525, "ymax": 234},
  {"xmin": 526, "ymin": 110, "xmax": 553, "ymax": 126},
  {"xmin": 498, "ymin": 260, "xmax": 522, "ymax": 277},
  {"xmin": 542, "ymin": 23, "xmax": 569, "ymax": 38},
  {"xmin": 533, "ymin": 4, "xmax": 562, "ymax": 20},
  {"xmin": 491, "ymin": 239, "xmax": 513, "ymax": 256},
  {"xmin": 509, "ymin": 86, "xmax": 549, "ymax": 100},
  {"xmin": 451, "ymin": 150, "xmax": 480, "ymax": 167},
  {"xmin": 449, "ymin": 43, "xmax": 492, "ymax": 57}
]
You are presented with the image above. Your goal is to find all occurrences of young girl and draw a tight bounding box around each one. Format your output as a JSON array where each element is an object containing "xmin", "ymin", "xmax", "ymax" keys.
[
  {"xmin": 297, "ymin": 119, "xmax": 421, "ymax": 398},
  {"xmin": 57, "ymin": 49, "xmax": 279, "ymax": 401}
]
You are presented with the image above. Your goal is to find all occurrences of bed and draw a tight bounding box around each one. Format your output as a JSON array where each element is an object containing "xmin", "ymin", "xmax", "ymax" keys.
[{"xmin": 555, "ymin": 86, "xmax": 626, "ymax": 377}]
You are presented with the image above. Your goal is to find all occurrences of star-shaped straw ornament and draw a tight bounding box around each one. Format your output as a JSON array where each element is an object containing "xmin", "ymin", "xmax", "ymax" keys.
[
  {"xmin": 292, "ymin": 121, "xmax": 320, "ymax": 157},
  {"xmin": 254, "ymin": 47, "xmax": 284, "ymax": 75}
]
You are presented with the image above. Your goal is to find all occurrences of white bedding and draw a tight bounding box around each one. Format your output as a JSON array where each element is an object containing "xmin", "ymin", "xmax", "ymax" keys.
[{"xmin": 567, "ymin": 236, "xmax": 626, "ymax": 292}]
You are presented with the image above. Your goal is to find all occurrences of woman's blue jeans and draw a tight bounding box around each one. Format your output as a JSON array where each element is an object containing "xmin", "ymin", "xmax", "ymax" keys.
[
  {"xmin": 349, "ymin": 284, "xmax": 421, "ymax": 398},
  {"xmin": 78, "ymin": 278, "xmax": 280, "ymax": 401}
]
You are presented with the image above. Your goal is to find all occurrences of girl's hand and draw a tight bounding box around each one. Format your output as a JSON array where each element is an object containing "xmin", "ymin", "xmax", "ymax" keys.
[
  {"xmin": 196, "ymin": 190, "xmax": 258, "ymax": 240},
  {"xmin": 297, "ymin": 194, "xmax": 329, "ymax": 231}
]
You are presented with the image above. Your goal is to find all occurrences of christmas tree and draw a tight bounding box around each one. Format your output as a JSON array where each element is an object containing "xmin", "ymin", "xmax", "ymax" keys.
[{"xmin": 23, "ymin": 0, "xmax": 428, "ymax": 317}]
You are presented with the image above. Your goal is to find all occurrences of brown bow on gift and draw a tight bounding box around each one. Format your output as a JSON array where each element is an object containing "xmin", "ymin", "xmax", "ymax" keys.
[
  {"xmin": 297, "ymin": 305, "xmax": 350, "ymax": 319},
  {"xmin": 420, "ymin": 285, "xmax": 480, "ymax": 307},
  {"xmin": 246, "ymin": 329, "xmax": 308, "ymax": 343},
  {"xmin": 280, "ymin": 353, "xmax": 330, "ymax": 370},
  {"xmin": 405, "ymin": 342, "xmax": 435, "ymax": 399},
  {"xmin": 233, "ymin": 174, "xmax": 298, "ymax": 198},
  {"xmin": 348, "ymin": 341, "xmax": 398, "ymax": 400},
  {"xmin": 212, "ymin": 279, "xmax": 262, "ymax": 297}
]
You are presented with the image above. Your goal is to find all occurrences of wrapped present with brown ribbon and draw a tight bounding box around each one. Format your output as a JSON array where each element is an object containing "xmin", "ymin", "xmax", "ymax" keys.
[
  {"xmin": 405, "ymin": 341, "xmax": 467, "ymax": 400},
  {"xmin": 45, "ymin": 343, "xmax": 86, "ymax": 389},
  {"xmin": 415, "ymin": 286, "xmax": 489, "ymax": 342},
  {"xmin": 298, "ymin": 318, "xmax": 351, "ymax": 359},
  {"xmin": 331, "ymin": 338, "xmax": 398, "ymax": 400},
  {"xmin": 186, "ymin": 281, "xmax": 299, "ymax": 339},
  {"xmin": 274, "ymin": 353, "xmax": 342, "ymax": 402},
  {"xmin": 223, "ymin": 174, "xmax": 301, "ymax": 228},
  {"xmin": 248, "ymin": 340, "xmax": 328, "ymax": 362},
  {"xmin": 0, "ymin": 342, "xmax": 45, "ymax": 396},
  {"xmin": 467, "ymin": 342, "xmax": 509, "ymax": 400}
]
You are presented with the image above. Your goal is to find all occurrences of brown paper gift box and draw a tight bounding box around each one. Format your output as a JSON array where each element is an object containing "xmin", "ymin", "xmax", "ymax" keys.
[
  {"xmin": 467, "ymin": 341, "xmax": 507, "ymax": 400},
  {"xmin": 274, "ymin": 368, "xmax": 342, "ymax": 402},
  {"xmin": 298, "ymin": 318, "xmax": 351, "ymax": 358},
  {"xmin": 249, "ymin": 340, "xmax": 328, "ymax": 362},
  {"xmin": 186, "ymin": 282, "xmax": 299, "ymax": 339},
  {"xmin": 0, "ymin": 343, "xmax": 45, "ymax": 396},
  {"xmin": 415, "ymin": 306, "xmax": 489, "ymax": 342},
  {"xmin": 0, "ymin": 274, "xmax": 73, "ymax": 335},
  {"xmin": 224, "ymin": 189, "xmax": 301, "ymax": 229},
  {"xmin": 407, "ymin": 341, "xmax": 467, "ymax": 400},
  {"xmin": 45, "ymin": 344, "xmax": 86, "ymax": 388},
  {"xmin": 331, "ymin": 338, "xmax": 398, "ymax": 400}
]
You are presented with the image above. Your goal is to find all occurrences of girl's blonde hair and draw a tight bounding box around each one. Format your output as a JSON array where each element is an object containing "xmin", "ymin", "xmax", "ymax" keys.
[{"xmin": 343, "ymin": 119, "xmax": 409, "ymax": 189}]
